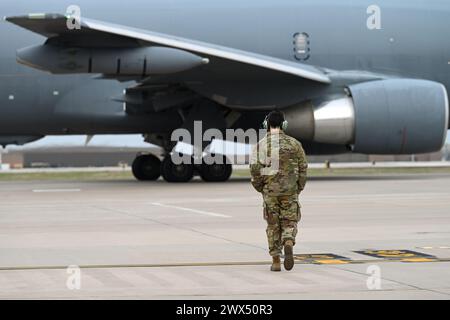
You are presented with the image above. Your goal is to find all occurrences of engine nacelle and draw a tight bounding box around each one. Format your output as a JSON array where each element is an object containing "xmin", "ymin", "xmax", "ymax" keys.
[{"xmin": 285, "ymin": 79, "xmax": 449, "ymax": 154}]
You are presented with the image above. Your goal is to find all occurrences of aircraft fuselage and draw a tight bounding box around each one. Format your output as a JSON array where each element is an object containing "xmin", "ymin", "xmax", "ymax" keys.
[{"xmin": 0, "ymin": 0, "xmax": 449, "ymax": 140}]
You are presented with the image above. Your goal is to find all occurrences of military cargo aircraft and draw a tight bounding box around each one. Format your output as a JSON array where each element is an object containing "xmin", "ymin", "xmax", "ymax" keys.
[{"xmin": 1, "ymin": 0, "xmax": 449, "ymax": 182}]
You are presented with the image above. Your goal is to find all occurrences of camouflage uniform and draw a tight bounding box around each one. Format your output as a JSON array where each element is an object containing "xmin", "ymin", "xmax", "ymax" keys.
[{"xmin": 250, "ymin": 131, "xmax": 308, "ymax": 257}]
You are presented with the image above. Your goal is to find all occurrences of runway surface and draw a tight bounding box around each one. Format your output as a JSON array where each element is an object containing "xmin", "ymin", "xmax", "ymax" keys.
[{"xmin": 0, "ymin": 174, "xmax": 449, "ymax": 299}]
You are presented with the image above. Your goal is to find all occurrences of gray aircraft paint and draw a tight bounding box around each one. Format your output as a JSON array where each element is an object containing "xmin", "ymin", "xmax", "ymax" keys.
[{"xmin": 0, "ymin": 0, "xmax": 449, "ymax": 150}]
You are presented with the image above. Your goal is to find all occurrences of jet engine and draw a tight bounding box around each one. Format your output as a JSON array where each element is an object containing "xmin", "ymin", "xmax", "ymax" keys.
[{"xmin": 284, "ymin": 79, "xmax": 449, "ymax": 154}]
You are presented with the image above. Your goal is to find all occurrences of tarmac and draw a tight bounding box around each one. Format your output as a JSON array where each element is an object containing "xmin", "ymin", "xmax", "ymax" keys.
[{"xmin": 0, "ymin": 173, "xmax": 449, "ymax": 299}]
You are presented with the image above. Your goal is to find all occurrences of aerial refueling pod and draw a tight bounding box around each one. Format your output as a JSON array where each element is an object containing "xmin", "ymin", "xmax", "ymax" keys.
[
  {"xmin": 16, "ymin": 44, "xmax": 209, "ymax": 75},
  {"xmin": 285, "ymin": 79, "xmax": 449, "ymax": 154}
]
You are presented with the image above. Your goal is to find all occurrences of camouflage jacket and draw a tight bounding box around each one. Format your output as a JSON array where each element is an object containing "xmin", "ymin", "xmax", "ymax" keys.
[{"xmin": 250, "ymin": 131, "xmax": 308, "ymax": 196}]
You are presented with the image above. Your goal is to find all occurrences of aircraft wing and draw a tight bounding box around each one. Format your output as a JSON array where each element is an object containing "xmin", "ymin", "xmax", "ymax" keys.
[{"xmin": 5, "ymin": 13, "xmax": 331, "ymax": 84}]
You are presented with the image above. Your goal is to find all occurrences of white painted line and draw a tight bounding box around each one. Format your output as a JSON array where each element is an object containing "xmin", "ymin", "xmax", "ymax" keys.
[
  {"xmin": 151, "ymin": 202, "xmax": 232, "ymax": 218},
  {"xmin": 32, "ymin": 189, "xmax": 82, "ymax": 193}
]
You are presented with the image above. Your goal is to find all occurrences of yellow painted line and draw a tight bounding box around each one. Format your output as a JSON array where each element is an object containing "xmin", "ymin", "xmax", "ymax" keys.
[
  {"xmin": 32, "ymin": 189, "xmax": 82, "ymax": 193},
  {"xmin": 0, "ymin": 261, "xmax": 270, "ymax": 272},
  {"xmin": 0, "ymin": 258, "xmax": 449, "ymax": 272},
  {"xmin": 401, "ymin": 258, "xmax": 437, "ymax": 263},
  {"xmin": 356, "ymin": 250, "xmax": 437, "ymax": 260}
]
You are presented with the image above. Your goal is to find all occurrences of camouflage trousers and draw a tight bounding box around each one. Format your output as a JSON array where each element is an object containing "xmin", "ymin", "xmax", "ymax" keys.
[{"xmin": 263, "ymin": 194, "xmax": 301, "ymax": 257}]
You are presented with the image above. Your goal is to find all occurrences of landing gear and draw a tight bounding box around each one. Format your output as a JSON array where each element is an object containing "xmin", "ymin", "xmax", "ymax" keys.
[
  {"xmin": 131, "ymin": 153, "xmax": 232, "ymax": 183},
  {"xmin": 199, "ymin": 156, "xmax": 232, "ymax": 182},
  {"xmin": 161, "ymin": 155, "xmax": 195, "ymax": 183},
  {"xmin": 132, "ymin": 154, "xmax": 161, "ymax": 181},
  {"xmin": 159, "ymin": 154, "xmax": 232, "ymax": 183}
]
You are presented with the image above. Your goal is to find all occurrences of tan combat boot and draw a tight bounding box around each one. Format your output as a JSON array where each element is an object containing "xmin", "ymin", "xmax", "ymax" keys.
[
  {"xmin": 271, "ymin": 256, "xmax": 281, "ymax": 272},
  {"xmin": 284, "ymin": 240, "xmax": 295, "ymax": 271}
]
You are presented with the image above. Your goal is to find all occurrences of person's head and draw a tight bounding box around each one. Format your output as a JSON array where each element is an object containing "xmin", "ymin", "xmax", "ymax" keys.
[{"xmin": 265, "ymin": 110, "xmax": 287, "ymax": 132}]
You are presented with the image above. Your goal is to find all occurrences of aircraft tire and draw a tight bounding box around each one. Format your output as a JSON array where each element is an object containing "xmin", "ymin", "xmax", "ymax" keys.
[
  {"xmin": 161, "ymin": 155, "xmax": 194, "ymax": 183},
  {"xmin": 132, "ymin": 155, "xmax": 161, "ymax": 181},
  {"xmin": 199, "ymin": 156, "xmax": 233, "ymax": 182}
]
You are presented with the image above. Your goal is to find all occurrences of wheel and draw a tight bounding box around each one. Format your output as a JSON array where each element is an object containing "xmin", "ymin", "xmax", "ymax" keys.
[
  {"xmin": 132, "ymin": 155, "xmax": 161, "ymax": 181},
  {"xmin": 200, "ymin": 155, "xmax": 232, "ymax": 182},
  {"xmin": 161, "ymin": 155, "xmax": 194, "ymax": 183}
]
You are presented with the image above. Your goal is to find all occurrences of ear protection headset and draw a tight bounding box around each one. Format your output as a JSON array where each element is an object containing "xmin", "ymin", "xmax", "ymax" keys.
[{"xmin": 262, "ymin": 112, "xmax": 288, "ymax": 131}]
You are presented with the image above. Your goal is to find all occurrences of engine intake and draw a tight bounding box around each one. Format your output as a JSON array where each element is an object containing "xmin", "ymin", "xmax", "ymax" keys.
[{"xmin": 284, "ymin": 79, "xmax": 449, "ymax": 154}]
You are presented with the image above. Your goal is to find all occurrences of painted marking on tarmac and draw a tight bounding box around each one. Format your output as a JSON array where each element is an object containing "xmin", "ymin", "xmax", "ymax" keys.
[
  {"xmin": 294, "ymin": 254, "xmax": 353, "ymax": 265},
  {"xmin": 151, "ymin": 202, "xmax": 232, "ymax": 218},
  {"xmin": 0, "ymin": 257, "xmax": 449, "ymax": 272},
  {"xmin": 355, "ymin": 249, "xmax": 438, "ymax": 262},
  {"xmin": 32, "ymin": 189, "xmax": 82, "ymax": 193},
  {"xmin": 401, "ymin": 258, "xmax": 437, "ymax": 263}
]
